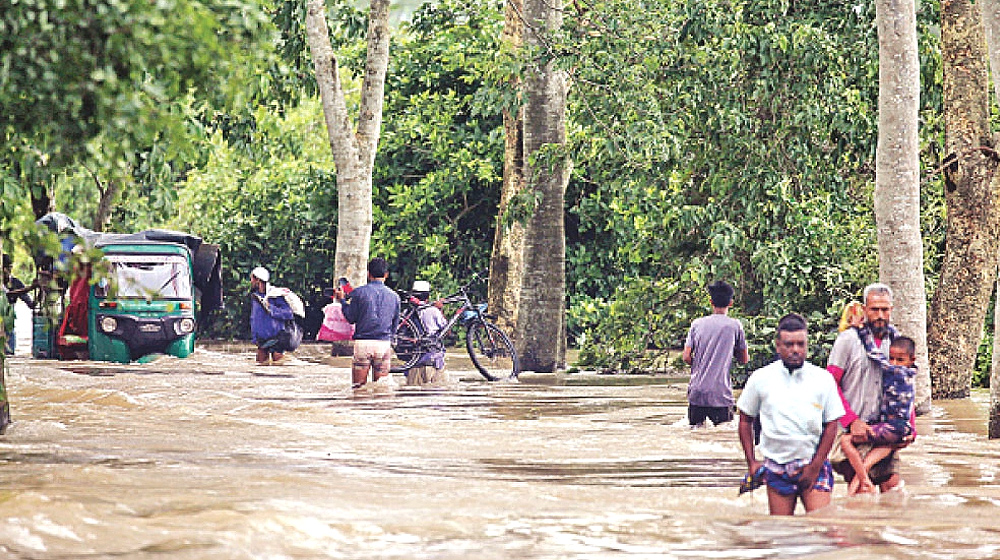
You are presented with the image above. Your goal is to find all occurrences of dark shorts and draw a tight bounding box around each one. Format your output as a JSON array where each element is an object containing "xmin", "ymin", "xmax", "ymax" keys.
[
  {"xmin": 831, "ymin": 440, "xmax": 898, "ymax": 486},
  {"xmin": 688, "ymin": 405, "xmax": 734, "ymax": 426},
  {"xmin": 764, "ymin": 459, "xmax": 834, "ymax": 497}
]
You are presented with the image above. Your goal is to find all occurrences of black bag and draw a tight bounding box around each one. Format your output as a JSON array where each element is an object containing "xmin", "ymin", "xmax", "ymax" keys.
[{"xmin": 276, "ymin": 320, "xmax": 303, "ymax": 353}]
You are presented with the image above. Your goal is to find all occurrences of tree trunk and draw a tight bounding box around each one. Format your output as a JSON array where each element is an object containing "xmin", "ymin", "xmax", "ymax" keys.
[
  {"xmin": 93, "ymin": 179, "xmax": 122, "ymax": 233},
  {"xmin": 991, "ymin": 281, "xmax": 1000, "ymax": 437},
  {"xmin": 488, "ymin": 0, "xmax": 526, "ymax": 333},
  {"xmin": 980, "ymin": 0, "xmax": 1000, "ymax": 437},
  {"xmin": 874, "ymin": 0, "xmax": 931, "ymax": 414},
  {"xmin": 304, "ymin": 0, "xmax": 390, "ymax": 288},
  {"xmin": 30, "ymin": 184, "xmax": 51, "ymax": 220},
  {"xmin": 928, "ymin": 0, "xmax": 1000, "ymax": 399},
  {"xmin": 515, "ymin": 0, "xmax": 570, "ymax": 372}
]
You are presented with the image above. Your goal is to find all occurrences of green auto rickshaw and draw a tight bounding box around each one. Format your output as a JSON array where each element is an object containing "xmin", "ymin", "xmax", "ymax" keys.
[
  {"xmin": 89, "ymin": 241, "xmax": 198, "ymax": 363},
  {"xmin": 34, "ymin": 213, "xmax": 224, "ymax": 364}
]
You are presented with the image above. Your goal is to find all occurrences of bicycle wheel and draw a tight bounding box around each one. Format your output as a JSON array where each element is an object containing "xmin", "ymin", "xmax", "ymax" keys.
[
  {"xmin": 465, "ymin": 321, "xmax": 519, "ymax": 381},
  {"xmin": 392, "ymin": 316, "xmax": 424, "ymax": 372}
]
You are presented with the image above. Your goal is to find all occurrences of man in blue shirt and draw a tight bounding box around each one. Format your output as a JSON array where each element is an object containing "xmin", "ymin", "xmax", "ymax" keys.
[{"xmin": 336, "ymin": 257, "xmax": 400, "ymax": 388}]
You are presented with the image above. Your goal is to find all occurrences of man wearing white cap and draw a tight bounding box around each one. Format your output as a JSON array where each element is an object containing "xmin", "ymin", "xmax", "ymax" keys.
[
  {"xmin": 408, "ymin": 280, "xmax": 448, "ymax": 385},
  {"xmin": 250, "ymin": 266, "xmax": 304, "ymax": 365}
]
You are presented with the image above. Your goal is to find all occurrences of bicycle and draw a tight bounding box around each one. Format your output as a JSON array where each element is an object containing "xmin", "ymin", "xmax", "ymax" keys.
[{"xmin": 392, "ymin": 272, "xmax": 519, "ymax": 381}]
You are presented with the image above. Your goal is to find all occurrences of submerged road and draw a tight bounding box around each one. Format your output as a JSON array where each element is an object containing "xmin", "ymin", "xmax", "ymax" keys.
[{"xmin": 1, "ymin": 344, "xmax": 999, "ymax": 559}]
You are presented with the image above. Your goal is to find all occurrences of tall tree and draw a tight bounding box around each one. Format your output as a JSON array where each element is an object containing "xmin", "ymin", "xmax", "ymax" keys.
[
  {"xmin": 515, "ymin": 0, "xmax": 570, "ymax": 372},
  {"xmin": 981, "ymin": 0, "xmax": 1000, "ymax": 436},
  {"xmin": 874, "ymin": 0, "xmax": 930, "ymax": 413},
  {"xmin": 928, "ymin": 0, "xmax": 1000, "ymax": 399},
  {"xmin": 488, "ymin": 0, "xmax": 527, "ymax": 332},
  {"xmin": 305, "ymin": 0, "xmax": 391, "ymax": 287}
]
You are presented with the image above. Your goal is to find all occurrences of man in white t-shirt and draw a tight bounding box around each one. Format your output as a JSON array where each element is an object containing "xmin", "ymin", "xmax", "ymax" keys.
[{"xmin": 737, "ymin": 313, "xmax": 845, "ymax": 515}]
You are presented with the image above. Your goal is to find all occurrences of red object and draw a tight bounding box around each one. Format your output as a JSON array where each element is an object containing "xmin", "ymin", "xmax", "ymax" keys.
[{"xmin": 57, "ymin": 267, "xmax": 91, "ymax": 359}]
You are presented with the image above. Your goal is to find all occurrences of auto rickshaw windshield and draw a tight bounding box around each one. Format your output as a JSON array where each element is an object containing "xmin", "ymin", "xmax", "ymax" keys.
[{"xmin": 100, "ymin": 254, "xmax": 193, "ymax": 299}]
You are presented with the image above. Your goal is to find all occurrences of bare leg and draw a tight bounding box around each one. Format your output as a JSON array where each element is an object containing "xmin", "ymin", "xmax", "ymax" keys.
[
  {"xmin": 880, "ymin": 473, "xmax": 901, "ymax": 493},
  {"xmin": 352, "ymin": 364, "xmax": 371, "ymax": 387},
  {"xmin": 801, "ymin": 486, "xmax": 832, "ymax": 513},
  {"xmin": 767, "ymin": 487, "xmax": 796, "ymax": 516},
  {"xmin": 256, "ymin": 348, "xmax": 269, "ymax": 365},
  {"xmin": 840, "ymin": 434, "xmax": 872, "ymax": 495},
  {"xmin": 861, "ymin": 446, "xmax": 893, "ymax": 473}
]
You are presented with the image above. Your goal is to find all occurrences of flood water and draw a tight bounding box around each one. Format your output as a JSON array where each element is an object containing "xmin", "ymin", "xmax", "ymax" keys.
[{"xmin": 2, "ymin": 339, "xmax": 1000, "ymax": 559}]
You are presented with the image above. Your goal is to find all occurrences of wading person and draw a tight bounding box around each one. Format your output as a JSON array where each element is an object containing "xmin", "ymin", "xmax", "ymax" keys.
[
  {"xmin": 839, "ymin": 335, "xmax": 916, "ymax": 495},
  {"xmin": 827, "ymin": 283, "xmax": 912, "ymax": 493},
  {"xmin": 682, "ymin": 280, "xmax": 749, "ymax": 425},
  {"xmin": 249, "ymin": 267, "xmax": 304, "ymax": 365},
  {"xmin": 737, "ymin": 313, "xmax": 844, "ymax": 515},
  {"xmin": 337, "ymin": 257, "xmax": 400, "ymax": 388},
  {"xmin": 406, "ymin": 280, "xmax": 448, "ymax": 386},
  {"xmin": 2, "ymin": 254, "xmax": 34, "ymax": 355}
]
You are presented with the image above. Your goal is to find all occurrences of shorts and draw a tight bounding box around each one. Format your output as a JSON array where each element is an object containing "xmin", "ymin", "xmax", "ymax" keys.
[
  {"xmin": 869, "ymin": 422, "xmax": 908, "ymax": 444},
  {"xmin": 763, "ymin": 458, "xmax": 834, "ymax": 496},
  {"xmin": 352, "ymin": 340, "xmax": 392, "ymax": 377},
  {"xmin": 830, "ymin": 437, "xmax": 899, "ymax": 486},
  {"xmin": 688, "ymin": 405, "xmax": 734, "ymax": 426}
]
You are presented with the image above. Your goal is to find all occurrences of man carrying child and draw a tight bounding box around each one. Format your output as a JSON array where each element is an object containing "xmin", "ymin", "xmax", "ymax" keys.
[
  {"xmin": 827, "ymin": 283, "xmax": 913, "ymax": 493},
  {"xmin": 839, "ymin": 335, "xmax": 916, "ymax": 494}
]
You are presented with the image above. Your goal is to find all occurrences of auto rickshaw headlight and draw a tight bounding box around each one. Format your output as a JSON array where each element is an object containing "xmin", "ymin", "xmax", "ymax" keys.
[
  {"xmin": 100, "ymin": 316, "xmax": 118, "ymax": 333},
  {"xmin": 175, "ymin": 318, "xmax": 195, "ymax": 335}
]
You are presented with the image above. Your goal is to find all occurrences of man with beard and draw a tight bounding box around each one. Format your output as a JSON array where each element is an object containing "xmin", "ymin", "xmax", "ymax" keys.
[
  {"xmin": 737, "ymin": 313, "xmax": 844, "ymax": 515},
  {"xmin": 827, "ymin": 283, "xmax": 911, "ymax": 493}
]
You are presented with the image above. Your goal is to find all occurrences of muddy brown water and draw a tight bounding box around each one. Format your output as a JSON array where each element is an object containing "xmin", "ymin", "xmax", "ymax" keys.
[{"xmin": 1, "ymin": 342, "xmax": 999, "ymax": 559}]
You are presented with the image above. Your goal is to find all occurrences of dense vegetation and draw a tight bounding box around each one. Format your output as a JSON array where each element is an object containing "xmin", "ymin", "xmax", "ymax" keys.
[{"xmin": 3, "ymin": 0, "xmax": 983, "ymax": 384}]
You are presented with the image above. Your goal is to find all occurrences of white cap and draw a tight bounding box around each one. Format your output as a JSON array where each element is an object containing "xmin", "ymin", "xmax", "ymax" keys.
[
  {"xmin": 412, "ymin": 280, "xmax": 430, "ymax": 292},
  {"xmin": 251, "ymin": 266, "xmax": 270, "ymax": 283}
]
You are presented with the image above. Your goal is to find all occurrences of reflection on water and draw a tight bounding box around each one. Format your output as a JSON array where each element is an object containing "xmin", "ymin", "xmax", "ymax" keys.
[{"xmin": 1, "ymin": 346, "xmax": 1000, "ymax": 559}]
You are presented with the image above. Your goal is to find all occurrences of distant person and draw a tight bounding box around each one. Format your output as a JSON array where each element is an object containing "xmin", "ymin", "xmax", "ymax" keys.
[
  {"xmin": 827, "ymin": 283, "xmax": 912, "ymax": 493},
  {"xmin": 737, "ymin": 313, "xmax": 844, "ymax": 515},
  {"xmin": 317, "ymin": 278, "xmax": 355, "ymax": 356},
  {"xmin": 337, "ymin": 257, "xmax": 400, "ymax": 388},
  {"xmin": 406, "ymin": 280, "xmax": 448, "ymax": 385},
  {"xmin": 682, "ymin": 280, "xmax": 749, "ymax": 425},
  {"xmin": 838, "ymin": 301, "xmax": 865, "ymax": 333},
  {"xmin": 2, "ymin": 254, "xmax": 34, "ymax": 355},
  {"xmin": 840, "ymin": 335, "xmax": 916, "ymax": 495},
  {"xmin": 249, "ymin": 266, "xmax": 305, "ymax": 365}
]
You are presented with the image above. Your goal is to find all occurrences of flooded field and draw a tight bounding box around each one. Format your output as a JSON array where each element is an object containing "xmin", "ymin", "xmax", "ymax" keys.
[{"xmin": 1, "ymin": 341, "xmax": 999, "ymax": 559}]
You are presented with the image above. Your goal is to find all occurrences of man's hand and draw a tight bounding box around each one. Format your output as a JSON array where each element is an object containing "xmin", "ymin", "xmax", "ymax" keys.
[
  {"xmin": 849, "ymin": 419, "xmax": 873, "ymax": 443},
  {"xmin": 798, "ymin": 460, "xmax": 822, "ymax": 492}
]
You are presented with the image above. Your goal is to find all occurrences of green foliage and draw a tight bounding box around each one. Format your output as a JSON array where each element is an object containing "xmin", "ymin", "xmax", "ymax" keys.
[
  {"xmin": 171, "ymin": 100, "xmax": 339, "ymax": 338},
  {"xmin": 563, "ymin": 0, "xmax": 945, "ymax": 373},
  {"xmin": 573, "ymin": 277, "xmax": 703, "ymax": 373},
  {"xmin": 373, "ymin": 0, "xmax": 506, "ymax": 291}
]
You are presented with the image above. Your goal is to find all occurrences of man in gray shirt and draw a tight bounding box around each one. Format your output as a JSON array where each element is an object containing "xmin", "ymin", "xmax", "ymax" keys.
[
  {"xmin": 683, "ymin": 280, "xmax": 749, "ymax": 425},
  {"xmin": 827, "ymin": 282, "xmax": 910, "ymax": 492}
]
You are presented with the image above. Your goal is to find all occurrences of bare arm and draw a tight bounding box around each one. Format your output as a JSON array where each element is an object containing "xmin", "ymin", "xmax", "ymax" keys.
[
  {"xmin": 738, "ymin": 412, "xmax": 762, "ymax": 474},
  {"xmin": 799, "ymin": 420, "xmax": 840, "ymax": 490},
  {"xmin": 682, "ymin": 345, "xmax": 693, "ymax": 365},
  {"xmin": 737, "ymin": 346, "xmax": 749, "ymax": 365}
]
